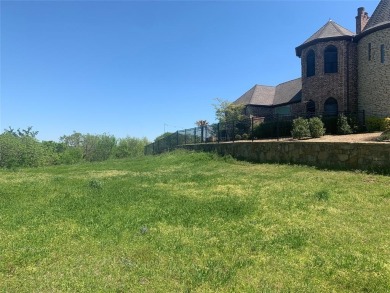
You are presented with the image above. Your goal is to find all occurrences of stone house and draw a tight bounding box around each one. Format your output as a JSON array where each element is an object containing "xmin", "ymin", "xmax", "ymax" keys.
[{"xmin": 233, "ymin": 0, "xmax": 390, "ymax": 119}]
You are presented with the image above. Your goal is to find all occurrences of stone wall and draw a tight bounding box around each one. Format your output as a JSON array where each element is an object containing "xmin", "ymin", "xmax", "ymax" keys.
[
  {"xmin": 180, "ymin": 141, "xmax": 390, "ymax": 171},
  {"xmin": 300, "ymin": 40, "xmax": 358, "ymax": 113},
  {"xmin": 358, "ymin": 27, "xmax": 390, "ymax": 118}
]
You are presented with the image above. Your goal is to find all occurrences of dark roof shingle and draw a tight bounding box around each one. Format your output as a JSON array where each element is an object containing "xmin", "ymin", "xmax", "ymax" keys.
[
  {"xmin": 363, "ymin": 0, "xmax": 390, "ymax": 31},
  {"xmin": 295, "ymin": 20, "xmax": 354, "ymax": 56},
  {"xmin": 233, "ymin": 78, "xmax": 302, "ymax": 107}
]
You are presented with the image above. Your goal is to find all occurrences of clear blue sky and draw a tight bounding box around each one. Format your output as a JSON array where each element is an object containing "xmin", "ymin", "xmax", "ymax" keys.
[{"xmin": 1, "ymin": 0, "xmax": 377, "ymax": 142}]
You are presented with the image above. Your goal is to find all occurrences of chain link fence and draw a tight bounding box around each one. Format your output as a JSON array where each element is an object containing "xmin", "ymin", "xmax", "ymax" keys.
[{"xmin": 145, "ymin": 111, "xmax": 366, "ymax": 155}]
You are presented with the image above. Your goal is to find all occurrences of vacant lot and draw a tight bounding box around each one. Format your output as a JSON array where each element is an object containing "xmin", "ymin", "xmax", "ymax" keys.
[{"xmin": 1, "ymin": 150, "xmax": 389, "ymax": 292}]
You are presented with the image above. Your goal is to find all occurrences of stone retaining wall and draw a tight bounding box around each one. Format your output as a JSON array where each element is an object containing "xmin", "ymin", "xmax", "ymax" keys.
[{"xmin": 180, "ymin": 141, "xmax": 390, "ymax": 171}]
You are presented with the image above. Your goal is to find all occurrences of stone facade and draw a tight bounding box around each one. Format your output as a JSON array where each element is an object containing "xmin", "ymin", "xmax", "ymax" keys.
[
  {"xmin": 179, "ymin": 141, "xmax": 390, "ymax": 171},
  {"xmin": 233, "ymin": 0, "xmax": 389, "ymax": 119},
  {"xmin": 300, "ymin": 40, "xmax": 358, "ymax": 113},
  {"xmin": 357, "ymin": 27, "xmax": 390, "ymax": 117}
]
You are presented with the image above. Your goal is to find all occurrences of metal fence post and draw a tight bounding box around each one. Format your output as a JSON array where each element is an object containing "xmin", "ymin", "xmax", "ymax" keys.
[
  {"xmin": 176, "ymin": 131, "xmax": 179, "ymax": 147},
  {"xmin": 184, "ymin": 129, "xmax": 187, "ymax": 145},
  {"xmin": 276, "ymin": 114, "xmax": 280, "ymax": 141},
  {"xmin": 232, "ymin": 120, "xmax": 235, "ymax": 142},
  {"xmin": 194, "ymin": 127, "xmax": 196, "ymax": 144},
  {"xmin": 217, "ymin": 123, "xmax": 220, "ymax": 143},
  {"xmin": 251, "ymin": 117, "xmax": 254, "ymax": 142}
]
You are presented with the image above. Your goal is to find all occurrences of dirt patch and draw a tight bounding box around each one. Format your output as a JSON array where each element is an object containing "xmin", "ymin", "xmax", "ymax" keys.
[
  {"xmin": 246, "ymin": 132, "xmax": 387, "ymax": 143},
  {"xmin": 293, "ymin": 132, "xmax": 384, "ymax": 143}
]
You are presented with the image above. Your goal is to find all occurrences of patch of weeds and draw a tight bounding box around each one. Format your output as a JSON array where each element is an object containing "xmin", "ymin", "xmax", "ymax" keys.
[
  {"xmin": 307, "ymin": 255, "xmax": 326, "ymax": 268},
  {"xmin": 270, "ymin": 228, "xmax": 310, "ymax": 250},
  {"xmin": 140, "ymin": 226, "xmax": 148, "ymax": 234},
  {"xmin": 376, "ymin": 130, "xmax": 390, "ymax": 142},
  {"xmin": 315, "ymin": 190, "xmax": 330, "ymax": 201},
  {"xmin": 89, "ymin": 179, "xmax": 103, "ymax": 189}
]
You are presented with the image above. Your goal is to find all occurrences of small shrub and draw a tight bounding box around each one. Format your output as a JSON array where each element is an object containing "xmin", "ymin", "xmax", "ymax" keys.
[
  {"xmin": 337, "ymin": 114, "xmax": 352, "ymax": 135},
  {"xmin": 241, "ymin": 133, "xmax": 249, "ymax": 140},
  {"xmin": 234, "ymin": 134, "xmax": 242, "ymax": 140},
  {"xmin": 322, "ymin": 116, "xmax": 338, "ymax": 134},
  {"xmin": 309, "ymin": 117, "xmax": 325, "ymax": 138},
  {"xmin": 253, "ymin": 120, "xmax": 293, "ymax": 139},
  {"xmin": 315, "ymin": 190, "xmax": 330, "ymax": 201},
  {"xmin": 89, "ymin": 179, "xmax": 103, "ymax": 189},
  {"xmin": 384, "ymin": 118, "xmax": 390, "ymax": 131},
  {"xmin": 366, "ymin": 117, "xmax": 386, "ymax": 132},
  {"xmin": 376, "ymin": 130, "xmax": 390, "ymax": 142},
  {"xmin": 291, "ymin": 118, "xmax": 310, "ymax": 139},
  {"xmin": 347, "ymin": 115, "xmax": 360, "ymax": 133}
]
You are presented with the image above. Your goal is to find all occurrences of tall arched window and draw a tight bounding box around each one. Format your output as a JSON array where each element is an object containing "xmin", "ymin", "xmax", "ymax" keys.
[
  {"xmin": 324, "ymin": 97, "xmax": 338, "ymax": 116},
  {"xmin": 306, "ymin": 100, "xmax": 316, "ymax": 117},
  {"xmin": 306, "ymin": 50, "xmax": 315, "ymax": 77},
  {"xmin": 324, "ymin": 45, "xmax": 338, "ymax": 73}
]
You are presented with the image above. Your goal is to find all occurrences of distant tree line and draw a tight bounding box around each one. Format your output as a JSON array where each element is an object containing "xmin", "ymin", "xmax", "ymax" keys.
[{"xmin": 0, "ymin": 127, "xmax": 150, "ymax": 169}]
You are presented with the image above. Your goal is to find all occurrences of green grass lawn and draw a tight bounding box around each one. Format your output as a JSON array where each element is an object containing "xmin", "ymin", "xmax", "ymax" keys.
[{"xmin": 1, "ymin": 150, "xmax": 389, "ymax": 292}]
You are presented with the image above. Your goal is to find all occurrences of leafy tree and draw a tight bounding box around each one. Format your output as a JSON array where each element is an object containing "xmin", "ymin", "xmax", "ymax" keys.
[
  {"xmin": 115, "ymin": 137, "xmax": 149, "ymax": 158},
  {"xmin": 60, "ymin": 131, "xmax": 84, "ymax": 148},
  {"xmin": 195, "ymin": 120, "xmax": 209, "ymax": 127},
  {"xmin": 154, "ymin": 132, "xmax": 173, "ymax": 142},
  {"xmin": 4, "ymin": 126, "xmax": 39, "ymax": 138},
  {"xmin": 0, "ymin": 132, "xmax": 47, "ymax": 168},
  {"xmin": 213, "ymin": 98, "xmax": 245, "ymax": 123}
]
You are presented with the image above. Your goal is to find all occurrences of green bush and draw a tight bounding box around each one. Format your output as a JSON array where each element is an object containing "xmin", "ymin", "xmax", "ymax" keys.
[
  {"xmin": 383, "ymin": 118, "xmax": 390, "ymax": 131},
  {"xmin": 322, "ymin": 116, "xmax": 338, "ymax": 134},
  {"xmin": 59, "ymin": 147, "xmax": 84, "ymax": 165},
  {"xmin": 366, "ymin": 117, "xmax": 387, "ymax": 132},
  {"xmin": 309, "ymin": 117, "xmax": 325, "ymax": 138},
  {"xmin": 376, "ymin": 130, "xmax": 390, "ymax": 142},
  {"xmin": 253, "ymin": 120, "xmax": 292, "ymax": 139},
  {"xmin": 291, "ymin": 117, "xmax": 310, "ymax": 139},
  {"xmin": 0, "ymin": 133, "xmax": 48, "ymax": 168},
  {"xmin": 234, "ymin": 134, "xmax": 242, "ymax": 140},
  {"xmin": 337, "ymin": 114, "xmax": 353, "ymax": 135},
  {"xmin": 115, "ymin": 137, "xmax": 149, "ymax": 158}
]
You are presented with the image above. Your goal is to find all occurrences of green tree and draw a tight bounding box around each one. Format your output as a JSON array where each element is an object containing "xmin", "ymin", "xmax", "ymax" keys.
[
  {"xmin": 154, "ymin": 132, "xmax": 173, "ymax": 142},
  {"xmin": 213, "ymin": 98, "xmax": 245, "ymax": 123},
  {"xmin": 4, "ymin": 126, "xmax": 39, "ymax": 138},
  {"xmin": 115, "ymin": 137, "xmax": 149, "ymax": 158},
  {"xmin": 0, "ymin": 132, "xmax": 47, "ymax": 168}
]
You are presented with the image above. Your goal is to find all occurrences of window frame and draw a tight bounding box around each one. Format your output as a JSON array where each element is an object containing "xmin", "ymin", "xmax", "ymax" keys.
[
  {"xmin": 368, "ymin": 43, "xmax": 372, "ymax": 61},
  {"xmin": 324, "ymin": 45, "xmax": 338, "ymax": 73},
  {"xmin": 306, "ymin": 49, "xmax": 316, "ymax": 77},
  {"xmin": 381, "ymin": 44, "xmax": 385, "ymax": 64}
]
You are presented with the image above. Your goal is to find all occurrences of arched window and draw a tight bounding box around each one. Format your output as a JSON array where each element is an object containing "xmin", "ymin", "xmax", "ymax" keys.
[
  {"xmin": 306, "ymin": 50, "xmax": 315, "ymax": 77},
  {"xmin": 306, "ymin": 100, "xmax": 316, "ymax": 117},
  {"xmin": 324, "ymin": 97, "xmax": 338, "ymax": 116},
  {"xmin": 324, "ymin": 45, "xmax": 338, "ymax": 73}
]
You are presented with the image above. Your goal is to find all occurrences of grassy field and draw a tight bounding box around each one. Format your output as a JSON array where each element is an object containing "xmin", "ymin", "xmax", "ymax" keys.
[{"xmin": 1, "ymin": 150, "xmax": 389, "ymax": 292}]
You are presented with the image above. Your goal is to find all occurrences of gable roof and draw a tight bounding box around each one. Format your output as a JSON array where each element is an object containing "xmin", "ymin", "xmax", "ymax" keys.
[
  {"xmin": 234, "ymin": 85, "xmax": 275, "ymax": 106},
  {"xmin": 296, "ymin": 20, "xmax": 354, "ymax": 57},
  {"xmin": 363, "ymin": 0, "xmax": 390, "ymax": 31},
  {"xmin": 233, "ymin": 78, "xmax": 302, "ymax": 107}
]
